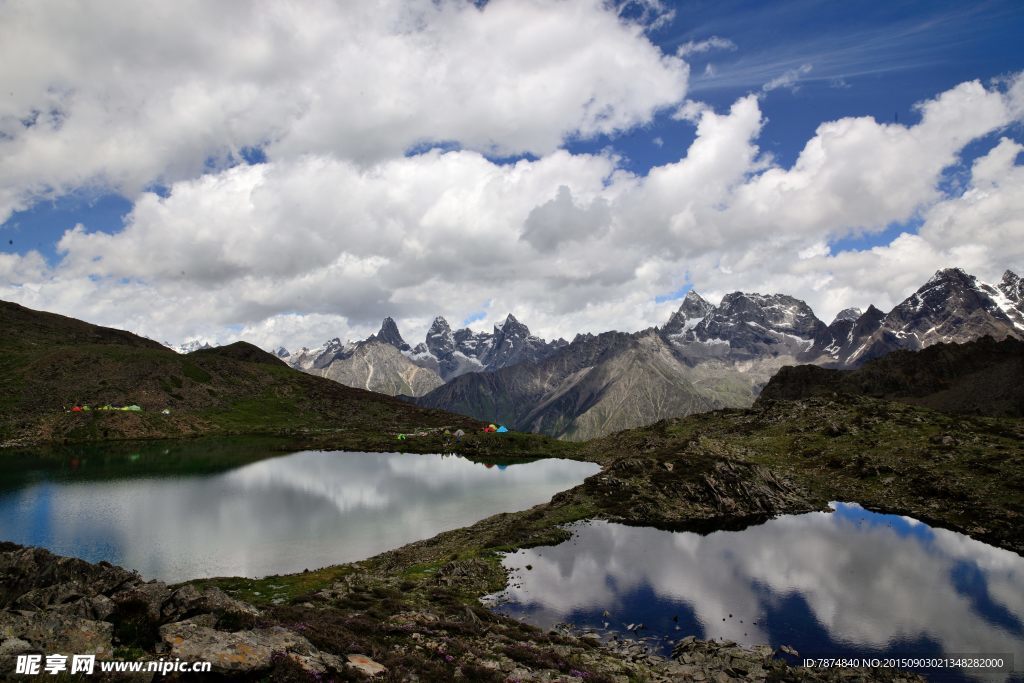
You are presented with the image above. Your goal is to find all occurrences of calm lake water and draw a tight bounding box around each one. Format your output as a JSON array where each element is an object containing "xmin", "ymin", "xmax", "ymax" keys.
[
  {"xmin": 489, "ymin": 504, "xmax": 1024, "ymax": 681},
  {"xmin": 0, "ymin": 439, "xmax": 598, "ymax": 581}
]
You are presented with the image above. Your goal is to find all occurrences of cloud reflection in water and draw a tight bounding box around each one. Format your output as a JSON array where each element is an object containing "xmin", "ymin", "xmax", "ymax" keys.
[
  {"xmin": 0, "ymin": 451, "xmax": 598, "ymax": 581},
  {"xmin": 492, "ymin": 504, "xmax": 1024, "ymax": 679}
]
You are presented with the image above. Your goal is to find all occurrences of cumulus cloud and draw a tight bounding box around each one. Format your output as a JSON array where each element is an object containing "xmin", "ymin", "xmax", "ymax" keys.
[
  {"xmin": 0, "ymin": 0, "xmax": 687, "ymax": 222},
  {"xmin": 0, "ymin": 0, "xmax": 1021, "ymax": 353},
  {"xmin": 520, "ymin": 186, "xmax": 612, "ymax": 250}
]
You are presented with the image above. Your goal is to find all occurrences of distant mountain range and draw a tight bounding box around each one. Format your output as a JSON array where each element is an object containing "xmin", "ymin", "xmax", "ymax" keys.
[
  {"xmin": 273, "ymin": 267, "xmax": 1023, "ymax": 439},
  {"xmin": 280, "ymin": 314, "xmax": 567, "ymax": 396}
]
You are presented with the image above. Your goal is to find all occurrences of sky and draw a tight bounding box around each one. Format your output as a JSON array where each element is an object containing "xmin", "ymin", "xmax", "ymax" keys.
[{"xmin": 1, "ymin": 0, "xmax": 1022, "ymax": 351}]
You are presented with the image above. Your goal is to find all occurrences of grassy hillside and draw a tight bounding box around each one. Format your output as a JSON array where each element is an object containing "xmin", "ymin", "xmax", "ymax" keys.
[{"xmin": 0, "ymin": 300, "xmax": 497, "ymax": 449}]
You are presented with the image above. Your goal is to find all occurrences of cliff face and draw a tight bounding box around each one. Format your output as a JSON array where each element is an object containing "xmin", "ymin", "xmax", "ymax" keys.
[{"xmin": 315, "ymin": 340, "xmax": 444, "ymax": 397}]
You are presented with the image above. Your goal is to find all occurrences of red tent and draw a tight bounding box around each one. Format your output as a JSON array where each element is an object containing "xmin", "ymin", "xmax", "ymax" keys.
[{"xmin": 71, "ymin": 406, "xmax": 83, "ymax": 413}]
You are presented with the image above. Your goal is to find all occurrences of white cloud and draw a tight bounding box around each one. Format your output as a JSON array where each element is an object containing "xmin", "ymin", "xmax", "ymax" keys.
[
  {"xmin": 1, "ymin": 23, "xmax": 1022, "ymax": 354},
  {"xmin": 762, "ymin": 63, "xmax": 813, "ymax": 92},
  {"xmin": 676, "ymin": 36, "xmax": 737, "ymax": 57},
  {"xmin": 0, "ymin": 0, "xmax": 687, "ymax": 223}
]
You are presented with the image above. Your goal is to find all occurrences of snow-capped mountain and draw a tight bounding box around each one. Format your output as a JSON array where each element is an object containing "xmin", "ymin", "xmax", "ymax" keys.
[
  {"xmin": 656, "ymin": 268, "xmax": 1023, "ymax": 369},
  {"xmin": 845, "ymin": 268, "xmax": 1024, "ymax": 365},
  {"xmin": 810, "ymin": 305, "xmax": 886, "ymax": 365},
  {"xmin": 283, "ymin": 326, "xmax": 441, "ymax": 397},
  {"xmin": 418, "ymin": 267, "xmax": 1022, "ymax": 440},
  {"xmin": 167, "ymin": 340, "xmax": 213, "ymax": 354},
  {"xmin": 287, "ymin": 337, "xmax": 355, "ymax": 371},
  {"xmin": 663, "ymin": 291, "xmax": 827, "ymax": 361},
  {"xmin": 661, "ymin": 290, "xmax": 713, "ymax": 342},
  {"xmin": 371, "ymin": 313, "xmax": 565, "ymax": 382},
  {"xmin": 996, "ymin": 270, "xmax": 1024, "ymax": 329},
  {"xmin": 280, "ymin": 313, "xmax": 565, "ymax": 395},
  {"xmin": 273, "ymin": 266, "xmax": 1020, "ymax": 438},
  {"xmin": 832, "ymin": 308, "xmax": 863, "ymax": 324}
]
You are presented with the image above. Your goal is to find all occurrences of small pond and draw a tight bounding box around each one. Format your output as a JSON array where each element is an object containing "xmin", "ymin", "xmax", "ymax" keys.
[
  {"xmin": 489, "ymin": 503, "xmax": 1024, "ymax": 681},
  {"xmin": 0, "ymin": 439, "xmax": 598, "ymax": 581}
]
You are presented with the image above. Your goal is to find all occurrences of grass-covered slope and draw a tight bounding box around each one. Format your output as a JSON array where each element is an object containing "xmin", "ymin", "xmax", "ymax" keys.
[{"xmin": 0, "ymin": 300, "xmax": 487, "ymax": 447}]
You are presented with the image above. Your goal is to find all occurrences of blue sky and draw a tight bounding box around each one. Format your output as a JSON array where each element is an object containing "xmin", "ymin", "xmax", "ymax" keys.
[
  {"xmin": 0, "ymin": 0, "xmax": 1021, "ymax": 348},
  {"xmin": 567, "ymin": 0, "xmax": 1024, "ymax": 251}
]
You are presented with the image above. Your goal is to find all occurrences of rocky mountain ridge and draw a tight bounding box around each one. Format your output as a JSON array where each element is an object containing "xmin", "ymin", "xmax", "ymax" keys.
[
  {"xmin": 282, "ymin": 313, "xmax": 567, "ymax": 396},
  {"xmin": 843, "ymin": 268, "xmax": 1024, "ymax": 364},
  {"xmin": 415, "ymin": 267, "xmax": 1022, "ymax": 439},
  {"xmin": 265, "ymin": 267, "xmax": 1022, "ymax": 436}
]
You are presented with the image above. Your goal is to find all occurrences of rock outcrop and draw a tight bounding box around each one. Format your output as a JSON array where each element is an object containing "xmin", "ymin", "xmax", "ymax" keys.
[{"xmin": 0, "ymin": 543, "xmax": 345, "ymax": 678}]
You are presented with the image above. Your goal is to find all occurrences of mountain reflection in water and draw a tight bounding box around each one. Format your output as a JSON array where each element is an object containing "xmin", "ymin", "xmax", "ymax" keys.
[
  {"xmin": 491, "ymin": 504, "xmax": 1024, "ymax": 681},
  {"xmin": 0, "ymin": 449, "xmax": 598, "ymax": 581}
]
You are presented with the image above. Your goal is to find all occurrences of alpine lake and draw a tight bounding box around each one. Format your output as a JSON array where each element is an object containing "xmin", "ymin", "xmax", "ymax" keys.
[{"xmin": 0, "ymin": 437, "xmax": 599, "ymax": 581}]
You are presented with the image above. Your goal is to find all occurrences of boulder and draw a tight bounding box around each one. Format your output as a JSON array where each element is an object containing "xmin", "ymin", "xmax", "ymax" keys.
[
  {"xmin": 347, "ymin": 654, "xmax": 387, "ymax": 676},
  {"xmin": 161, "ymin": 584, "xmax": 260, "ymax": 626},
  {"xmin": 0, "ymin": 610, "xmax": 114, "ymax": 665},
  {"xmin": 159, "ymin": 621, "xmax": 337, "ymax": 674}
]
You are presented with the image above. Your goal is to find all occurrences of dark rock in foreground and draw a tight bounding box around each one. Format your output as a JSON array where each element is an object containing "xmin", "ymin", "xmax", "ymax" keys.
[{"xmin": 0, "ymin": 542, "xmax": 343, "ymax": 678}]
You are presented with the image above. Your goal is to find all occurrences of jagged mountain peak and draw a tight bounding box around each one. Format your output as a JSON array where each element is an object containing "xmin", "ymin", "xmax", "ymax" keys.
[
  {"xmin": 424, "ymin": 316, "xmax": 456, "ymax": 363},
  {"xmin": 923, "ymin": 267, "xmax": 976, "ymax": 289},
  {"xmin": 908, "ymin": 267, "xmax": 999, "ymax": 312},
  {"xmin": 1000, "ymin": 270, "xmax": 1022, "ymax": 301},
  {"xmin": 678, "ymin": 290, "xmax": 713, "ymax": 317},
  {"xmin": 716, "ymin": 291, "xmax": 820, "ymax": 325},
  {"xmin": 429, "ymin": 316, "xmax": 452, "ymax": 332},
  {"xmin": 495, "ymin": 313, "xmax": 530, "ymax": 337},
  {"xmin": 831, "ymin": 308, "xmax": 863, "ymax": 325},
  {"xmin": 673, "ymin": 290, "xmax": 827, "ymax": 361},
  {"xmin": 661, "ymin": 290, "xmax": 713, "ymax": 340},
  {"xmin": 373, "ymin": 316, "xmax": 410, "ymax": 351},
  {"xmin": 845, "ymin": 268, "xmax": 1022, "ymax": 365}
]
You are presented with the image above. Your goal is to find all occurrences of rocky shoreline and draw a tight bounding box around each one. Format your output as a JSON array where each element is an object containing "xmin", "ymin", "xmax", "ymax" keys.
[{"xmin": 1, "ymin": 542, "xmax": 926, "ymax": 682}]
